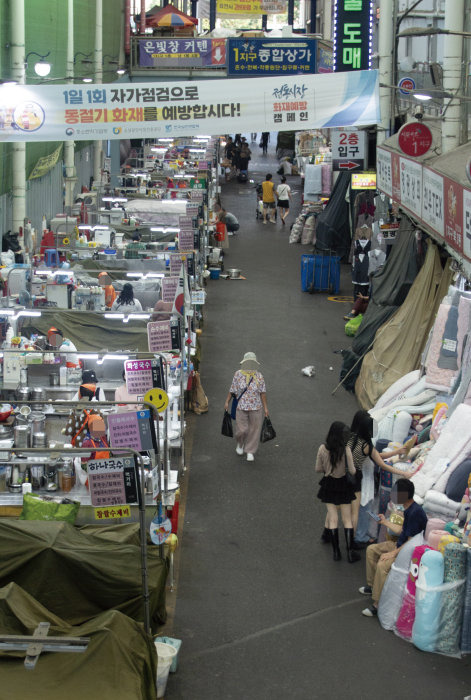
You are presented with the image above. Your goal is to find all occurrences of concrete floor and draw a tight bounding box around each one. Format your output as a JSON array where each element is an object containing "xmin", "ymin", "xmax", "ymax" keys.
[{"xmin": 165, "ymin": 138, "xmax": 471, "ymax": 700}]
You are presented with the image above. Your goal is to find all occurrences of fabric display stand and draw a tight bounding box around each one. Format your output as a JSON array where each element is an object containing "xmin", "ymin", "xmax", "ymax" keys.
[{"xmin": 460, "ymin": 549, "xmax": 471, "ymax": 653}]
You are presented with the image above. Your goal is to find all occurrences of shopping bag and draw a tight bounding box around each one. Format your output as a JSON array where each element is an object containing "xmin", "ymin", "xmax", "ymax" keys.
[
  {"xmin": 222, "ymin": 411, "xmax": 233, "ymax": 438},
  {"xmin": 230, "ymin": 395, "xmax": 238, "ymax": 420},
  {"xmin": 260, "ymin": 416, "xmax": 276, "ymax": 443},
  {"xmin": 345, "ymin": 313, "xmax": 363, "ymax": 337}
]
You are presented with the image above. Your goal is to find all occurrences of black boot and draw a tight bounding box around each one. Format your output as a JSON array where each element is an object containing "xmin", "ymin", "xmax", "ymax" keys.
[
  {"xmin": 345, "ymin": 528, "xmax": 361, "ymax": 563},
  {"xmin": 329, "ymin": 529, "xmax": 341, "ymax": 561},
  {"xmin": 321, "ymin": 527, "xmax": 331, "ymax": 544}
]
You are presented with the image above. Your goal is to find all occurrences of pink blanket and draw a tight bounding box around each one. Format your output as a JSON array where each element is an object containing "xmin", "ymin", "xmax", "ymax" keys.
[{"xmin": 425, "ymin": 304, "xmax": 456, "ymax": 392}]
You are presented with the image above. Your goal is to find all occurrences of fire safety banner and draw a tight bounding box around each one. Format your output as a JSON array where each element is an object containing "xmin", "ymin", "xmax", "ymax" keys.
[{"xmin": 0, "ymin": 69, "xmax": 379, "ymax": 142}]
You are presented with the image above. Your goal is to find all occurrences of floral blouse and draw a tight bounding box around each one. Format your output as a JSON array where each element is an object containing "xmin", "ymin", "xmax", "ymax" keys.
[{"xmin": 229, "ymin": 370, "xmax": 266, "ymax": 411}]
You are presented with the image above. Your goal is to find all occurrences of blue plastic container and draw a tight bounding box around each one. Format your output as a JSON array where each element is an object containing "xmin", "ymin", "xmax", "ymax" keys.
[
  {"xmin": 209, "ymin": 268, "xmax": 220, "ymax": 279},
  {"xmin": 301, "ymin": 253, "xmax": 340, "ymax": 293}
]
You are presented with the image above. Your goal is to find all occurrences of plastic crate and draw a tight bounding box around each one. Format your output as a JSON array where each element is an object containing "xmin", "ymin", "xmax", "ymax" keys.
[{"xmin": 301, "ymin": 253, "xmax": 340, "ymax": 294}]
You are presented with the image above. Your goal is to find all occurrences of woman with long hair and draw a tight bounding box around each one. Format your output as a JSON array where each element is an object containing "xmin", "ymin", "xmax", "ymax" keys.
[
  {"xmin": 315, "ymin": 421, "xmax": 360, "ymax": 562},
  {"xmin": 111, "ymin": 283, "xmax": 142, "ymax": 312}
]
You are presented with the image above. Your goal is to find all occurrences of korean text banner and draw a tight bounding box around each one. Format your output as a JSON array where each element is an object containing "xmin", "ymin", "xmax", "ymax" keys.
[
  {"xmin": 227, "ymin": 38, "xmax": 317, "ymax": 76},
  {"xmin": 0, "ymin": 70, "xmax": 380, "ymax": 142},
  {"xmin": 139, "ymin": 38, "xmax": 226, "ymax": 68},
  {"xmin": 217, "ymin": 0, "xmax": 286, "ymax": 15}
]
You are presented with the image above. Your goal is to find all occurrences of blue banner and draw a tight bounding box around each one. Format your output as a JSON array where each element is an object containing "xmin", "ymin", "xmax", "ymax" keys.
[{"xmin": 227, "ymin": 38, "xmax": 317, "ymax": 76}]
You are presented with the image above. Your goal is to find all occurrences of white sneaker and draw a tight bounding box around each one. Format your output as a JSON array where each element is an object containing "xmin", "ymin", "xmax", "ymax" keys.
[
  {"xmin": 263, "ymin": 220, "xmax": 267, "ymax": 224},
  {"xmin": 236, "ymin": 445, "xmax": 244, "ymax": 456},
  {"xmin": 246, "ymin": 453, "xmax": 254, "ymax": 462}
]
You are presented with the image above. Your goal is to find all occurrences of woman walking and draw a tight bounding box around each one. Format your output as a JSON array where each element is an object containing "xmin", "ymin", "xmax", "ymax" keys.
[
  {"xmin": 276, "ymin": 175, "xmax": 292, "ymax": 225},
  {"xmin": 224, "ymin": 352, "xmax": 268, "ymax": 462},
  {"xmin": 315, "ymin": 421, "xmax": 360, "ymax": 562}
]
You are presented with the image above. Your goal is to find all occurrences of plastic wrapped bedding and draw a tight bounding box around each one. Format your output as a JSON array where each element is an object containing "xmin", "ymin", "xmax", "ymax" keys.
[
  {"xmin": 376, "ymin": 410, "xmax": 412, "ymax": 443},
  {"xmin": 411, "ymin": 403, "xmax": 471, "ymax": 498},
  {"xmin": 460, "ymin": 548, "xmax": 471, "ymax": 654},
  {"xmin": 425, "ymin": 518, "xmax": 447, "ymax": 541},
  {"xmin": 424, "ymin": 304, "xmax": 457, "ymax": 392},
  {"xmin": 371, "ymin": 388, "xmax": 437, "ymax": 424},
  {"xmin": 436, "ymin": 542, "xmax": 467, "ymax": 655},
  {"xmin": 412, "ymin": 548, "xmax": 445, "ymax": 652},
  {"xmin": 423, "ymin": 490, "xmax": 462, "ymax": 520},
  {"xmin": 373, "ymin": 370, "xmax": 421, "ymax": 411},
  {"xmin": 395, "ymin": 544, "xmax": 432, "ymax": 640},
  {"xmin": 378, "ymin": 533, "xmax": 424, "ymax": 630}
]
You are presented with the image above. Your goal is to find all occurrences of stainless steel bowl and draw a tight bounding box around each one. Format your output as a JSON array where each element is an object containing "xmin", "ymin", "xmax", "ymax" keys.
[{"xmin": 228, "ymin": 268, "xmax": 241, "ymax": 279}]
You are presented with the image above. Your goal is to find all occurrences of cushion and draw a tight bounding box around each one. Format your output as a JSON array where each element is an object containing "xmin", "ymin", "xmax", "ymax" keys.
[{"xmin": 445, "ymin": 459, "xmax": 471, "ymax": 502}]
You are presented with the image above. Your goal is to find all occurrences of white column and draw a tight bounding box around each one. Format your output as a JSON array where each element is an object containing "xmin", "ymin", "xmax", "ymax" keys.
[
  {"xmin": 442, "ymin": 0, "xmax": 465, "ymax": 153},
  {"xmin": 11, "ymin": 0, "xmax": 26, "ymax": 236},
  {"xmin": 377, "ymin": 0, "xmax": 394, "ymax": 145},
  {"xmin": 323, "ymin": 0, "xmax": 332, "ymax": 41},
  {"xmin": 93, "ymin": 0, "xmax": 103, "ymax": 184},
  {"xmin": 64, "ymin": 0, "xmax": 77, "ymax": 210}
]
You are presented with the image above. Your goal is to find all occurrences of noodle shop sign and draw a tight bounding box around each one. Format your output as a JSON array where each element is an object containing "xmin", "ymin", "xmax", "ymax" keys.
[{"xmin": 398, "ymin": 122, "xmax": 433, "ymax": 157}]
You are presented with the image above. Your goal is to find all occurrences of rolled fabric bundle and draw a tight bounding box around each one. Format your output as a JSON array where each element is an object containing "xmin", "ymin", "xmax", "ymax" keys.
[
  {"xmin": 438, "ymin": 533, "xmax": 460, "ymax": 555},
  {"xmin": 378, "ymin": 533, "xmax": 424, "ymax": 631},
  {"xmin": 395, "ymin": 545, "xmax": 431, "ymax": 640},
  {"xmin": 425, "ymin": 518, "xmax": 447, "ymax": 541},
  {"xmin": 412, "ymin": 548, "xmax": 445, "ymax": 652},
  {"xmin": 427, "ymin": 529, "xmax": 447, "ymax": 550},
  {"xmin": 460, "ymin": 548, "xmax": 471, "ymax": 654},
  {"xmin": 436, "ymin": 542, "xmax": 467, "ymax": 655}
]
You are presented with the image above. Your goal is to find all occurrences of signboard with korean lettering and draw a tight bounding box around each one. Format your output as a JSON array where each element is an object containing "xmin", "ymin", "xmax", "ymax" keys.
[
  {"xmin": 94, "ymin": 505, "xmax": 131, "ymax": 520},
  {"xmin": 444, "ymin": 176, "xmax": 463, "ymax": 253},
  {"xmin": 0, "ymin": 71, "xmax": 379, "ymax": 142},
  {"xmin": 147, "ymin": 320, "xmax": 173, "ymax": 353},
  {"xmin": 462, "ymin": 187, "xmax": 471, "ymax": 260},
  {"xmin": 161, "ymin": 276, "xmax": 179, "ymax": 303},
  {"xmin": 333, "ymin": 0, "xmax": 374, "ymax": 72},
  {"xmin": 400, "ymin": 157, "xmax": 422, "ymax": 218},
  {"xmin": 139, "ymin": 38, "xmax": 226, "ymax": 68},
  {"xmin": 422, "ymin": 168, "xmax": 444, "ymax": 236},
  {"xmin": 377, "ymin": 148, "xmax": 392, "ymax": 197},
  {"xmin": 398, "ymin": 122, "xmax": 433, "ymax": 158},
  {"xmin": 170, "ymin": 318, "xmax": 182, "ymax": 350},
  {"xmin": 108, "ymin": 410, "xmax": 155, "ymax": 452},
  {"xmin": 125, "ymin": 358, "xmax": 166, "ymax": 395},
  {"xmin": 179, "ymin": 215, "xmax": 194, "ymax": 229},
  {"xmin": 217, "ymin": 0, "xmax": 286, "ymax": 15},
  {"xmin": 331, "ymin": 128, "xmax": 366, "ymax": 171},
  {"xmin": 227, "ymin": 38, "xmax": 316, "ymax": 77},
  {"xmin": 88, "ymin": 456, "xmax": 138, "ymax": 507},
  {"xmin": 178, "ymin": 229, "xmax": 194, "ymax": 250},
  {"xmin": 317, "ymin": 43, "xmax": 334, "ymax": 73}
]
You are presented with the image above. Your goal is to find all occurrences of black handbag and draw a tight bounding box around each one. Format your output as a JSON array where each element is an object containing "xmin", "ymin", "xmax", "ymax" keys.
[
  {"xmin": 260, "ymin": 416, "xmax": 276, "ymax": 443},
  {"xmin": 221, "ymin": 411, "xmax": 233, "ymax": 438},
  {"xmin": 345, "ymin": 460, "xmax": 356, "ymax": 487},
  {"xmin": 230, "ymin": 377, "xmax": 253, "ymax": 419}
]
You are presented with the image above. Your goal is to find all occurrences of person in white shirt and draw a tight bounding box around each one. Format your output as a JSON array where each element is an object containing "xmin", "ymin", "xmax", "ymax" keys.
[
  {"xmin": 111, "ymin": 283, "xmax": 143, "ymax": 313},
  {"xmin": 276, "ymin": 176, "xmax": 292, "ymax": 225},
  {"xmin": 114, "ymin": 370, "xmax": 141, "ymax": 412}
]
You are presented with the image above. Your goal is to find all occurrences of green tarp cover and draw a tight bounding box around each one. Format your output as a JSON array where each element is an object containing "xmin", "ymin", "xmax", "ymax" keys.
[
  {"xmin": 0, "ymin": 520, "xmax": 167, "ymax": 630},
  {"xmin": 29, "ymin": 310, "xmax": 149, "ymax": 352},
  {"xmin": 0, "ymin": 582, "xmax": 157, "ymax": 700}
]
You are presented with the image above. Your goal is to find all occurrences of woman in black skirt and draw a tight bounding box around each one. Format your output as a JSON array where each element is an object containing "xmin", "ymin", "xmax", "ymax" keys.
[{"xmin": 315, "ymin": 421, "xmax": 360, "ymax": 563}]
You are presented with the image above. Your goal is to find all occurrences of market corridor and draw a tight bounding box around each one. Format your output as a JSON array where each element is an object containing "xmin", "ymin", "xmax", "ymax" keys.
[{"xmin": 165, "ymin": 143, "xmax": 471, "ymax": 699}]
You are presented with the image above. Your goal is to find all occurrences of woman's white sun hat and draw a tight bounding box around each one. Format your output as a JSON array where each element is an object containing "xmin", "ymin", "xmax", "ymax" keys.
[{"xmin": 240, "ymin": 352, "xmax": 260, "ymax": 370}]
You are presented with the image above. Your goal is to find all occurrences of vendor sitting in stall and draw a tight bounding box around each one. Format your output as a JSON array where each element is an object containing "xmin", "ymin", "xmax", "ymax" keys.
[
  {"xmin": 111, "ymin": 283, "xmax": 143, "ymax": 313},
  {"xmin": 71, "ymin": 369, "xmax": 106, "ymax": 403},
  {"xmin": 98, "ymin": 271, "xmax": 116, "ymax": 308},
  {"xmin": 47, "ymin": 327, "xmax": 80, "ymax": 368},
  {"xmin": 115, "ymin": 370, "xmax": 141, "ymax": 413}
]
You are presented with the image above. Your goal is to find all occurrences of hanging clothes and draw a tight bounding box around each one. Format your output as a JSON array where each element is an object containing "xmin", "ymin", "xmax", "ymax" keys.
[{"xmin": 352, "ymin": 238, "xmax": 371, "ymax": 299}]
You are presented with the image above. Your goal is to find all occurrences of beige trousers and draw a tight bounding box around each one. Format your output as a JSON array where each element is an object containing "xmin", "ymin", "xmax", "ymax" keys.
[
  {"xmin": 366, "ymin": 541, "xmax": 398, "ymax": 605},
  {"xmin": 235, "ymin": 407, "xmax": 264, "ymax": 455}
]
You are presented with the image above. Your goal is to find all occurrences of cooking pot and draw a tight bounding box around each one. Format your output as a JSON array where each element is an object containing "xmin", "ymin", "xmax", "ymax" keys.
[
  {"xmin": 30, "ymin": 411, "xmax": 46, "ymax": 433},
  {"xmin": 32, "ymin": 387, "xmax": 47, "ymax": 409},
  {"xmin": 228, "ymin": 268, "xmax": 241, "ymax": 279},
  {"xmin": 16, "ymin": 386, "xmax": 31, "ymax": 402},
  {"xmin": 0, "ymin": 423, "xmax": 13, "ymax": 439},
  {"xmin": 14, "ymin": 424, "xmax": 30, "ymax": 448}
]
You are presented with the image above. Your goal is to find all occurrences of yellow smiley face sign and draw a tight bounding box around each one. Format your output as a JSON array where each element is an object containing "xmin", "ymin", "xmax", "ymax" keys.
[{"xmin": 144, "ymin": 388, "xmax": 169, "ymax": 413}]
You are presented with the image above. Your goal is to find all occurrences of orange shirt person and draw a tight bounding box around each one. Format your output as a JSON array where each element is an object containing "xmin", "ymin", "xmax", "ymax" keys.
[{"xmin": 98, "ymin": 271, "xmax": 116, "ymax": 308}]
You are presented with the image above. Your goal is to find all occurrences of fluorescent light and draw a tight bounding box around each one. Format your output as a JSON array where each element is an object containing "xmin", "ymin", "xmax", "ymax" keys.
[
  {"xmin": 126, "ymin": 272, "xmax": 164, "ymax": 279},
  {"xmin": 188, "ymin": 149, "xmax": 206, "ymax": 153},
  {"xmin": 102, "ymin": 197, "xmax": 127, "ymax": 202},
  {"xmin": 0, "ymin": 309, "xmax": 15, "ymax": 316},
  {"xmin": 82, "ymin": 77, "xmax": 93, "ymax": 83},
  {"xmin": 16, "ymin": 310, "xmax": 41, "ymax": 318},
  {"xmin": 104, "ymin": 313, "xmax": 124, "ymax": 319},
  {"xmin": 123, "ymin": 313, "xmax": 151, "ymax": 323},
  {"xmin": 158, "ymin": 138, "xmax": 174, "ymax": 142},
  {"xmin": 414, "ymin": 93, "xmax": 432, "ymax": 101},
  {"xmin": 126, "ymin": 272, "xmax": 142, "ymax": 278},
  {"xmin": 77, "ymin": 353, "xmax": 99, "ymax": 360},
  {"xmin": 77, "ymin": 225, "xmax": 91, "ymax": 230},
  {"xmin": 97, "ymin": 353, "xmax": 129, "ymax": 364}
]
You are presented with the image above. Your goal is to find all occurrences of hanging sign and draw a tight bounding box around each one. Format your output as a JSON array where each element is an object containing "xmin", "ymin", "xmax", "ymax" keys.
[
  {"xmin": 88, "ymin": 456, "xmax": 138, "ymax": 507},
  {"xmin": 161, "ymin": 276, "xmax": 179, "ymax": 303},
  {"xmin": 398, "ymin": 122, "xmax": 433, "ymax": 157},
  {"xmin": 107, "ymin": 410, "xmax": 155, "ymax": 452},
  {"xmin": 147, "ymin": 320, "xmax": 173, "ymax": 353},
  {"xmin": 28, "ymin": 144, "xmax": 63, "ymax": 179},
  {"xmin": 422, "ymin": 168, "xmax": 444, "ymax": 236},
  {"xmin": 144, "ymin": 388, "xmax": 169, "ymax": 414},
  {"xmin": 217, "ymin": 0, "xmax": 286, "ymax": 15},
  {"xmin": 0, "ymin": 70, "xmax": 380, "ymax": 142},
  {"xmin": 398, "ymin": 76, "xmax": 416, "ymax": 95},
  {"xmin": 331, "ymin": 127, "xmax": 367, "ymax": 171},
  {"xmin": 333, "ymin": 0, "xmax": 374, "ymax": 72},
  {"xmin": 150, "ymin": 516, "xmax": 172, "ymax": 545},
  {"xmin": 178, "ymin": 229, "xmax": 194, "ymax": 250},
  {"xmin": 139, "ymin": 38, "xmax": 226, "ymax": 68},
  {"xmin": 125, "ymin": 358, "xmax": 166, "ymax": 395},
  {"xmin": 465, "ymin": 157, "xmax": 471, "ymax": 185},
  {"xmin": 227, "ymin": 38, "xmax": 317, "ymax": 76}
]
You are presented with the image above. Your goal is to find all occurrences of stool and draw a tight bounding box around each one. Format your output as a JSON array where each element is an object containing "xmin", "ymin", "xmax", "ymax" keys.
[{"xmin": 45, "ymin": 248, "xmax": 59, "ymax": 267}]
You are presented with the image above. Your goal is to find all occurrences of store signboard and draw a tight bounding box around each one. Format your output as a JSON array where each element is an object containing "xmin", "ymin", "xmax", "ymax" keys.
[
  {"xmin": 138, "ymin": 38, "xmax": 226, "ymax": 68},
  {"xmin": 147, "ymin": 320, "xmax": 173, "ymax": 353},
  {"xmin": 94, "ymin": 505, "xmax": 131, "ymax": 520},
  {"xmin": 179, "ymin": 215, "xmax": 194, "ymax": 229},
  {"xmin": 88, "ymin": 456, "xmax": 138, "ymax": 507},
  {"xmin": 398, "ymin": 122, "xmax": 433, "ymax": 157},
  {"xmin": 422, "ymin": 168, "xmax": 444, "ymax": 236},
  {"xmin": 351, "ymin": 172, "xmax": 376, "ymax": 189},
  {"xmin": 333, "ymin": 0, "xmax": 374, "ymax": 72},
  {"xmin": 331, "ymin": 127, "xmax": 366, "ymax": 170},
  {"xmin": 376, "ymin": 148, "xmax": 392, "ymax": 197},
  {"xmin": 399, "ymin": 157, "xmax": 422, "ymax": 219},
  {"xmin": 161, "ymin": 276, "xmax": 179, "ymax": 303},
  {"xmin": 227, "ymin": 38, "xmax": 316, "ymax": 76},
  {"xmin": 108, "ymin": 410, "xmax": 154, "ymax": 452},
  {"xmin": 317, "ymin": 44, "xmax": 334, "ymax": 73},
  {"xmin": 0, "ymin": 70, "xmax": 379, "ymax": 142},
  {"xmin": 125, "ymin": 359, "xmax": 165, "ymax": 395},
  {"xmin": 444, "ymin": 175, "xmax": 463, "ymax": 253},
  {"xmin": 178, "ymin": 229, "xmax": 194, "ymax": 250},
  {"xmin": 462, "ymin": 188, "xmax": 471, "ymax": 259},
  {"xmin": 217, "ymin": 0, "xmax": 286, "ymax": 15},
  {"xmin": 191, "ymin": 290, "xmax": 206, "ymax": 305}
]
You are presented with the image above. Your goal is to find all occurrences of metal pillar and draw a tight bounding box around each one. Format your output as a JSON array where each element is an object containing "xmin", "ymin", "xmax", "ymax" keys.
[
  {"xmin": 442, "ymin": 0, "xmax": 465, "ymax": 153},
  {"xmin": 377, "ymin": 0, "xmax": 394, "ymax": 145},
  {"xmin": 64, "ymin": 0, "xmax": 77, "ymax": 212},
  {"xmin": 310, "ymin": 0, "xmax": 317, "ymax": 35},
  {"xmin": 191, "ymin": 0, "xmax": 198, "ymax": 20},
  {"xmin": 10, "ymin": 0, "xmax": 26, "ymax": 237},
  {"xmin": 288, "ymin": 0, "xmax": 294, "ymax": 27},
  {"xmin": 262, "ymin": 15, "xmax": 268, "ymax": 30},
  {"xmin": 209, "ymin": 0, "xmax": 216, "ymax": 31},
  {"xmin": 93, "ymin": 0, "xmax": 103, "ymax": 185}
]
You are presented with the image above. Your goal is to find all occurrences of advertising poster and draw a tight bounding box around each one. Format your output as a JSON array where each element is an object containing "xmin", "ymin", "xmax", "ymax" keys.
[
  {"xmin": 227, "ymin": 38, "xmax": 316, "ymax": 76},
  {"xmin": 139, "ymin": 38, "xmax": 226, "ymax": 68}
]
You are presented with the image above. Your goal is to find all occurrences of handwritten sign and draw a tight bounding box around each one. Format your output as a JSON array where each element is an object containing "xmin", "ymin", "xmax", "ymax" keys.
[
  {"xmin": 178, "ymin": 229, "xmax": 194, "ymax": 250},
  {"xmin": 147, "ymin": 320, "xmax": 173, "ymax": 352},
  {"xmin": 94, "ymin": 505, "xmax": 131, "ymax": 520},
  {"xmin": 88, "ymin": 456, "xmax": 138, "ymax": 507},
  {"xmin": 125, "ymin": 358, "xmax": 165, "ymax": 394},
  {"xmin": 108, "ymin": 410, "xmax": 154, "ymax": 451},
  {"xmin": 161, "ymin": 276, "xmax": 179, "ymax": 303}
]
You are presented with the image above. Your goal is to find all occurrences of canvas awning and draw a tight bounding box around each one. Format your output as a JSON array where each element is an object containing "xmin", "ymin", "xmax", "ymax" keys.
[{"xmin": 135, "ymin": 4, "xmax": 197, "ymax": 28}]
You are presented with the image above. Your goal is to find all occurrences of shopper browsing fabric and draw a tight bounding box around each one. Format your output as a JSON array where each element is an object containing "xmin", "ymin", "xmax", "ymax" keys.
[
  {"xmin": 359, "ymin": 478, "xmax": 427, "ymax": 617},
  {"xmin": 111, "ymin": 283, "xmax": 143, "ymax": 312},
  {"xmin": 276, "ymin": 176, "xmax": 292, "ymax": 225},
  {"xmin": 224, "ymin": 352, "xmax": 268, "ymax": 462},
  {"xmin": 71, "ymin": 369, "xmax": 106, "ymax": 402},
  {"xmin": 315, "ymin": 421, "xmax": 360, "ymax": 563},
  {"xmin": 261, "ymin": 174, "xmax": 276, "ymax": 224},
  {"xmin": 98, "ymin": 271, "xmax": 117, "ymax": 308}
]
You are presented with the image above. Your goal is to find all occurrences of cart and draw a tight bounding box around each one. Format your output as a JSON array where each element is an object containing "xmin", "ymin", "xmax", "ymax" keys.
[{"xmin": 301, "ymin": 253, "xmax": 340, "ymax": 294}]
